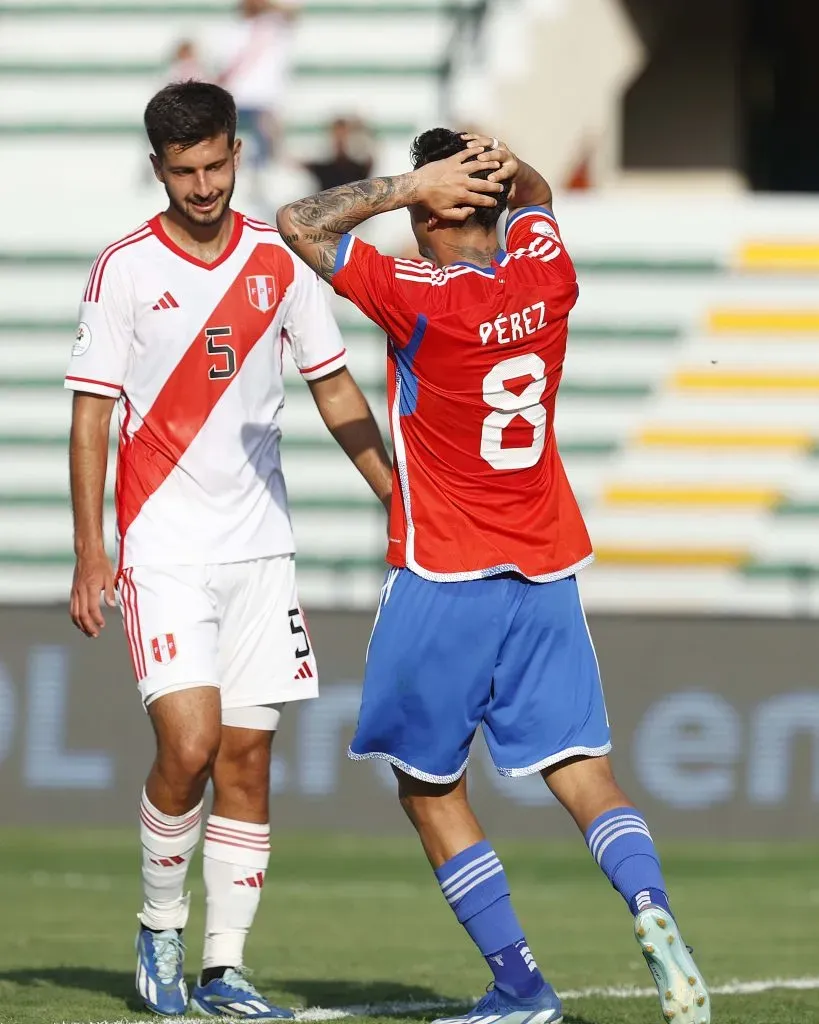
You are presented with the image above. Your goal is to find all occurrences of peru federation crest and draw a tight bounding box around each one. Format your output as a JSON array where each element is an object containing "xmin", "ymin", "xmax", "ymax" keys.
[
  {"xmin": 246, "ymin": 275, "xmax": 277, "ymax": 312},
  {"xmin": 151, "ymin": 633, "xmax": 177, "ymax": 665}
]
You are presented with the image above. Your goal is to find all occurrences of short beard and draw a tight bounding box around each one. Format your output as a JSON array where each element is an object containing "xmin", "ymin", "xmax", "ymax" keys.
[{"xmin": 167, "ymin": 177, "xmax": 235, "ymax": 229}]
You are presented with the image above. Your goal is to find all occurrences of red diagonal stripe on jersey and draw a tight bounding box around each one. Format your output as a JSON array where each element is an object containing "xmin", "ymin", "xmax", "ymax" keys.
[
  {"xmin": 164, "ymin": 291, "xmax": 179, "ymax": 308},
  {"xmin": 116, "ymin": 244, "xmax": 295, "ymax": 543}
]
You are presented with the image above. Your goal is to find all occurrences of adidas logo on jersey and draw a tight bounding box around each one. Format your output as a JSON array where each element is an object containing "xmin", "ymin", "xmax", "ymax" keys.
[
  {"xmin": 294, "ymin": 660, "xmax": 313, "ymax": 681},
  {"xmin": 152, "ymin": 291, "xmax": 179, "ymax": 311}
]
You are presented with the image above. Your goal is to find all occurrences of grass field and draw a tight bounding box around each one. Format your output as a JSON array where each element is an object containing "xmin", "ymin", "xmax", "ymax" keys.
[{"xmin": 2, "ymin": 829, "xmax": 817, "ymax": 1024}]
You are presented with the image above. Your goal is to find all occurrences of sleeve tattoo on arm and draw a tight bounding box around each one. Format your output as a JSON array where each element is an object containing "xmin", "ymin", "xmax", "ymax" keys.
[{"xmin": 279, "ymin": 173, "xmax": 417, "ymax": 280}]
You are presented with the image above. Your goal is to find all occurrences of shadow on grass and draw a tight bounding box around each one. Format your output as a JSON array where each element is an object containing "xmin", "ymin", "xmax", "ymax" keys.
[
  {"xmin": 0, "ymin": 967, "xmax": 144, "ymax": 1012},
  {"xmin": 277, "ymin": 977, "xmax": 453, "ymax": 1013},
  {"xmin": 0, "ymin": 970, "xmax": 450, "ymax": 1017},
  {"xmin": 280, "ymin": 979, "xmax": 603, "ymax": 1024},
  {"xmin": 0, "ymin": 969, "xmax": 603, "ymax": 1024}
]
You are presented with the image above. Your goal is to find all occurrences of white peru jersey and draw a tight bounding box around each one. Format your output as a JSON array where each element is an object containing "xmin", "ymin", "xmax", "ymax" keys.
[{"xmin": 65, "ymin": 212, "xmax": 347, "ymax": 572}]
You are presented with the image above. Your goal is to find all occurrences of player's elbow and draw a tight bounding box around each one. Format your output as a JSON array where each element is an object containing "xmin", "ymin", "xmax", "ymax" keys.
[{"xmin": 275, "ymin": 205, "xmax": 296, "ymax": 246}]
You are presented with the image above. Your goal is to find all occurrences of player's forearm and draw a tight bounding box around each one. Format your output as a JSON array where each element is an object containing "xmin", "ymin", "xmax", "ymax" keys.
[
  {"xmin": 509, "ymin": 160, "xmax": 552, "ymax": 212},
  {"xmin": 325, "ymin": 413, "xmax": 392, "ymax": 508},
  {"xmin": 277, "ymin": 173, "xmax": 417, "ymax": 279},
  {"xmin": 337, "ymin": 429, "xmax": 393, "ymax": 510},
  {"xmin": 309, "ymin": 372, "xmax": 393, "ymax": 507},
  {"xmin": 69, "ymin": 397, "xmax": 113, "ymax": 554}
]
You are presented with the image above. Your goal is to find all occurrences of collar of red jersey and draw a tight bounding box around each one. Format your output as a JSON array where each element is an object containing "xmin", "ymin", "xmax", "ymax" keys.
[{"xmin": 451, "ymin": 250, "xmax": 507, "ymax": 275}]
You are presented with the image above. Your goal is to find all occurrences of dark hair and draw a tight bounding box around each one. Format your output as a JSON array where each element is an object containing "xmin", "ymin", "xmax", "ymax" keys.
[
  {"xmin": 410, "ymin": 127, "xmax": 510, "ymax": 229},
  {"xmin": 144, "ymin": 81, "xmax": 237, "ymax": 156}
]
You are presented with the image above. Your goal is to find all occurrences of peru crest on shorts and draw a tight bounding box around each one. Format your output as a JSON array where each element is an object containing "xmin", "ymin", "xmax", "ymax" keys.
[
  {"xmin": 246, "ymin": 275, "xmax": 277, "ymax": 312},
  {"xmin": 151, "ymin": 633, "xmax": 177, "ymax": 665}
]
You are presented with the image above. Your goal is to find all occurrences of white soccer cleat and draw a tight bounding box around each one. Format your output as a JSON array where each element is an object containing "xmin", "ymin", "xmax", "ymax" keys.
[{"xmin": 634, "ymin": 906, "xmax": 710, "ymax": 1024}]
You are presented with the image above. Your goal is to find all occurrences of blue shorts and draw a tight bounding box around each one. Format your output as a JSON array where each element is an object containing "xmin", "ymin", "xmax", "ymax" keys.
[{"xmin": 349, "ymin": 569, "xmax": 611, "ymax": 783}]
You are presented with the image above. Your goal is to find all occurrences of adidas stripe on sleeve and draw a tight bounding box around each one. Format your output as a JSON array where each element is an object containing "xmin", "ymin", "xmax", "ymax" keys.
[{"xmin": 65, "ymin": 230, "xmax": 142, "ymax": 398}]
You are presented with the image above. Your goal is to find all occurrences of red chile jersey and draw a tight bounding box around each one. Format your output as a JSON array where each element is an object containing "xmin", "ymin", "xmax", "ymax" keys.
[{"xmin": 331, "ymin": 205, "xmax": 593, "ymax": 582}]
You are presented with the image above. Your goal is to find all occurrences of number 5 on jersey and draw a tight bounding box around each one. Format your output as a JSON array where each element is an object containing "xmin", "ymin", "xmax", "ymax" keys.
[
  {"xmin": 288, "ymin": 608, "xmax": 311, "ymax": 659},
  {"xmin": 480, "ymin": 352, "xmax": 547, "ymax": 470},
  {"xmin": 206, "ymin": 326, "xmax": 237, "ymax": 380}
]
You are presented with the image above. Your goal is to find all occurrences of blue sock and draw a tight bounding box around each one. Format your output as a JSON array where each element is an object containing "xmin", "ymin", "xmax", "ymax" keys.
[
  {"xmin": 585, "ymin": 807, "xmax": 671, "ymax": 917},
  {"xmin": 435, "ymin": 841, "xmax": 545, "ymax": 998}
]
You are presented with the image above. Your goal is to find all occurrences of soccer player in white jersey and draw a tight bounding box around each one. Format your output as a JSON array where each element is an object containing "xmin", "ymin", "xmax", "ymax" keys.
[{"xmin": 65, "ymin": 82, "xmax": 392, "ymax": 1019}]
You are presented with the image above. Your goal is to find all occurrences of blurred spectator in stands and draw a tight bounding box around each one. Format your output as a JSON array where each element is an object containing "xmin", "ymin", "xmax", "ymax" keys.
[
  {"xmin": 210, "ymin": 0, "xmax": 301, "ymax": 166},
  {"xmin": 305, "ymin": 116, "xmax": 375, "ymax": 191},
  {"xmin": 167, "ymin": 40, "xmax": 206, "ymax": 83}
]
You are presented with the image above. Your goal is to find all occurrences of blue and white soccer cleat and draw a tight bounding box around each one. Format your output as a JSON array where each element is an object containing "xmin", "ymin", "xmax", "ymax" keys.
[
  {"xmin": 635, "ymin": 905, "xmax": 710, "ymax": 1024},
  {"xmin": 432, "ymin": 983, "xmax": 562, "ymax": 1024},
  {"xmin": 135, "ymin": 926, "xmax": 187, "ymax": 1016},
  {"xmin": 189, "ymin": 967, "xmax": 295, "ymax": 1019}
]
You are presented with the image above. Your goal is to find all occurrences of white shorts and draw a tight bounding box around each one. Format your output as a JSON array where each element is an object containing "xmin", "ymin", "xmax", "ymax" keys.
[{"xmin": 116, "ymin": 555, "xmax": 318, "ymax": 715}]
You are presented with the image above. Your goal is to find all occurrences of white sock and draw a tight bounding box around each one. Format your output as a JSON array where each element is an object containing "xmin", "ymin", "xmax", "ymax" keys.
[
  {"xmin": 202, "ymin": 815, "xmax": 271, "ymax": 969},
  {"xmin": 139, "ymin": 789, "xmax": 202, "ymax": 931}
]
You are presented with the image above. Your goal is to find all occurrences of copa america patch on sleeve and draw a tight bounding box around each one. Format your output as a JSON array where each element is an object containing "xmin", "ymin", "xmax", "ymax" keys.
[
  {"xmin": 531, "ymin": 221, "xmax": 559, "ymax": 241},
  {"xmin": 72, "ymin": 322, "xmax": 92, "ymax": 356}
]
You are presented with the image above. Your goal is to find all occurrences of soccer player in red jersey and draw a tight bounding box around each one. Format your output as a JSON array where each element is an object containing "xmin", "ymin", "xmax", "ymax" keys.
[
  {"xmin": 67, "ymin": 82, "xmax": 391, "ymax": 1018},
  {"xmin": 278, "ymin": 130, "xmax": 710, "ymax": 1024}
]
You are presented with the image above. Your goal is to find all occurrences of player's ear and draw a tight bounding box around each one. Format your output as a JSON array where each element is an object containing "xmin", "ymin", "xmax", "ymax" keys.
[
  {"xmin": 232, "ymin": 138, "xmax": 243, "ymax": 170},
  {"xmin": 149, "ymin": 152, "xmax": 164, "ymax": 183}
]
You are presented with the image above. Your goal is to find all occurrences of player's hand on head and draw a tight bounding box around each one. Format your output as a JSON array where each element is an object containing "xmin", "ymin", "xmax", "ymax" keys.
[
  {"xmin": 70, "ymin": 549, "xmax": 117, "ymax": 638},
  {"xmin": 413, "ymin": 150, "xmax": 503, "ymax": 221},
  {"xmin": 461, "ymin": 133, "xmax": 519, "ymax": 185}
]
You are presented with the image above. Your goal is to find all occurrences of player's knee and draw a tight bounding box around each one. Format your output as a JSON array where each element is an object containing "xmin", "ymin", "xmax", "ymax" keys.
[
  {"xmin": 161, "ymin": 733, "xmax": 220, "ymax": 786},
  {"xmin": 215, "ymin": 737, "xmax": 271, "ymax": 797},
  {"xmin": 396, "ymin": 771, "xmax": 465, "ymax": 822},
  {"xmin": 232, "ymin": 743, "xmax": 271, "ymax": 789}
]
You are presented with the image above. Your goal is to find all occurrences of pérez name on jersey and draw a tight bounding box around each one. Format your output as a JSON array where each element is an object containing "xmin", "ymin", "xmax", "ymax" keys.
[{"xmin": 479, "ymin": 301, "xmax": 546, "ymax": 345}]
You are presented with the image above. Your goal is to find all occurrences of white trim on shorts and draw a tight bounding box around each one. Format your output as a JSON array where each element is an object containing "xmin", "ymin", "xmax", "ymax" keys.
[
  {"xmin": 144, "ymin": 680, "xmax": 218, "ymax": 708},
  {"xmin": 497, "ymin": 741, "xmax": 613, "ymax": 777},
  {"xmin": 347, "ymin": 747, "xmax": 470, "ymax": 785},
  {"xmin": 366, "ymin": 567, "xmax": 400, "ymax": 663}
]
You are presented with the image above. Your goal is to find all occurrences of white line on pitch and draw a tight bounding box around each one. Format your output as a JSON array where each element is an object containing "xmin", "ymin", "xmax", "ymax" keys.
[
  {"xmin": 294, "ymin": 977, "xmax": 819, "ymax": 1020},
  {"xmin": 58, "ymin": 974, "xmax": 819, "ymax": 1024}
]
